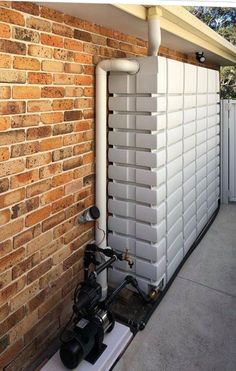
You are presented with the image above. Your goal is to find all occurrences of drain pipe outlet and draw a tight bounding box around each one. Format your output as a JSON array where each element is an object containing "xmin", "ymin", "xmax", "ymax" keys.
[
  {"xmin": 96, "ymin": 59, "xmax": 139, "ymax": 299},
  {"xmin": 148, "ymin": 7, "xmax": 162, "ymax": 56}
]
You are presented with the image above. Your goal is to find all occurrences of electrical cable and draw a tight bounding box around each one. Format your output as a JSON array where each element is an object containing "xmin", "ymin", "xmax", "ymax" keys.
[{"xmin": 95, "ymin": 221, "xmax": 106, "ymax": 246}]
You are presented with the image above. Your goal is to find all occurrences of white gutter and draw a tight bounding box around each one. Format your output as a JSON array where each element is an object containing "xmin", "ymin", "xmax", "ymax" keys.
[{"xmin": 96, "ymin": 59, "xmax": 139, "ymax": 299}]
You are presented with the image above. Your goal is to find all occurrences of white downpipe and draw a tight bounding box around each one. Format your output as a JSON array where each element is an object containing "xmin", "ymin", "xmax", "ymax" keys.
[
  {"xmin": 148, "ymin": 18, "xmax": 161, "ymax": 56},
  {"xmin": 96, "ymin": 59, "xmax": 139, "ymax": 299}
]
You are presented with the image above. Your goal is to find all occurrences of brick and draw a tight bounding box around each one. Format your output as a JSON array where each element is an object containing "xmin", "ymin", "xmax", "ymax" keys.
[
  {"xmin": 74, "ymin": 29, "xmax": 91, "ymax": 42},
  {"xmin": 0, "ymin": 303, "xmax": 10, "ymax": 322},
  {"xmin": 53, "ymin": 73, "xmax": 74, "ymax": 85},
  {"xmin": 64, "ymin": 63, "xmax": 82, "ymax": 74},
  {"xmin": 28, "ymin": 44, "xmax": 52, "ymax": 59},
  {"xmin": 26, "ymin": 16, "xmax": 51, "ymax": 32},
  {"xmin": 12, "ymin": 86, "xmax": 40, "ymax": 99},
  {"xmin": 26, "ymin": 230, "xmax": 52, "ymax": 255},
  {"xmin": 12, "ymin": 1, "xmax": 39, "ymax": 14},
  {"xmin": 38, "ymin": 290, "xmax": 61, "ymax": 319},
  {"xmin": 64, "ymin": 14, "xmax": 84, "ymax": 28},
  {"xmin": 0, "ymin": 270, "xmax": 12, "ymax": 291},
  {"xmin": 27, "ymin": 179, "xmax": 51, "ymax": 198},
  {"xmin": 41, "ymin": 186, "xmax": 64, "ymax": 206},
  {"xmin": 0, "ymin": 130, "xmax": 25, "ymax": 145},
  {"xmin": 52, "ymin": 147, "xmax": 72, "ymax": 162},
  {"xmin": 11, "ymin": 197, "xmax": 39, "ymax": 219},
  {"xmin": 41, "ymin": 33, "xmax": 63, "ymax": 48},
  {"xmin": 27, "ymin": 258, "xmax": 52, "ymax": 284},
  {"xmin": 83, "ymin": 65, "xmax": 95, "ymax": 75},
  {"xmin": 65, "ymin": 179, "xmax": 83, "ymax": 195},
  {"xmin": 63, "ymin": 156, "xmax": 83, "ymax": 171},
  {"xmin": 0, "ymin": 147, "xmax": 9, "ymax": 161},
  {"xmin": 41, "ymin": 86, "xmax": 65, "ymax": 98},
  {"xmin": 0, "ymin": 7, "xmax": 25, "ymax": 26},
  {"xmin": 0, "ymin": 22, "xmax": 10, "ymax": 38},
  {"xmin": 63, "ymin": 132, "xmax": 83, "ymax": 146},
  {"xmin": 27, "ymin": 100, "xmax": 52, "ymax": 112},
  {"xmin": 0, "ymin": 117, "xmax": 10, "ymax": 130},
  {"xmin": 107, "ymin": 38, "xmax": 120, "ymax": 49},
  {"xmin": 83, "ymin": 152, "xmax": 94, "ymax": 164},
  {"xmin": 10, "ymin": 169, "xmax": 39, "ymax": 189},
  {"xmin": 0, "ymin": 53, "xmax": 11, "ymax": 68},
  {"xmin": 52, "ymin": 99, "xmax": 73, "ymax": 111},
  {"xmin": 0, "ymin": 39, "xmax": 26, "ymax": 55},
  {"xmin": 54, "ymin": 215, "xmax": 74, "ymax": 237},
  {"xmin": 65, "ymin": 86, "xmax": 83, "ymax": 97},
  {"xmin": 73, "ymin": 141, "xmax": 93, "ymax": 155},
  {"xmin": 0, "ymin": 178, "xmax": 9, "ymax": 193},
  {"xmin": 27, "ymin": 126, "xmax": 51, "ymax": 140},
  {"xmin": 42, "ymin": 210, "xmax": 65, "ymax": 231},
  {"xmin": 13, "ymin": 27, "xmax": 39, "ymax": 43},
  {"xmin": 28, "ymin": 71, "xmax": 52, "ymax": 84},
  {"xmin": 28, "ymin": 288, "xmax": 48, "ymax": 313},
  {"xmin": 84, "ymin": 87, "xmax": 94, "ymax": 97},
  {"xmin": 74, "ymin": 164, "xmax": 93, "ymax": 180},
  {"xmin": 13, "ymin": 224, "xmax": 40, "ymax": 249},
  {"xmin": 52, "ymin": 23, "xmax": 72, "ymax": 37},
  {"xmin": 74, "ymin": 53, "xmax": 93, "ymax": 64},
  {"xmin": 39, "ymin": 264, "xmax": 62, "ymax": 290},
  {"xmin": 0, "ymin": 159, "xmax": 25, "ymax": 179},
  {"xmin": 51, "ymin": 195, "xmax": 73, "ymax": 214},
  {"xmin": 64, "ymin": 38, "xmax": 83, "ymax": 51},
  {"xmin": 26, "ymin": 152, "xmax": 51, "ymax": 168},
  {"xmin": 40, "ymin": 137, "xmax": 63, "ymax": 151},
  {"xmin": 0, "ymin": 70, "xmax": 26, "ymax": 83},
  {"xmin": 11, "ymin": 114, "xmax": 40, "ymax": 128},
  {"xmin": 42, "ymin": 60, "xmax": 64, "ymax": 72},
  {"xmin": 0, "ymin": 209, "xmax": 10, "ymax": 225},
  {"xmin": 1, "ymin": 306, "xmax": 25, "ymax": 337},
  {"xmin": 75, "ymin": 98, "xmax": 93, "ymax": 109},
  {"xmin": 8, "ymin": 324, "xmax": 38, "ymax": 363},
  {"xmin": 25, "ymin": 205, "xmax": 51, "ymax": 227},
  {"xmin": 53, "ymin": 123, "xmax": 73, "ymax": 136},
  {"xmin": 91, "ymin": 34, "xmax": 107, "ymax": 46},
  {"xmin": 0, "ymin": 188, "xmax": 25, "ymax": 208},
  {"xmin": 11, "ymin": 141, "xmax": 40, "ymax": 158},
  {"xmin": 0, "ymin": 276, "xmax": 25, "ymax": 306},
  {"xmin": 64, "ymin": 110, "xmax": 83, "ymax": 122},
  {"xmin": 62, "ymin": 248, "xmax": 82, "ymax": 269},
  {"xmin": 74, "ymin": 119, "xmax": 93, "ymax": 132},
  {"xmin": 40, "ymin": 6, "xmax": 64, "ymax": 22},
  {"xmin": 10, "ymin": 281, "xmax": 39, "ymax": 311},
  {"xmin": 75, "ymin": 75, "xmax": 93, "ymax": 86},
  {"xmin": 83, "ymin": 42, "xmax": 98, "ymax": 55},
  {"xmin": 39, "ymin": 163, "xmax": 62, "ymax": 179},
  {"xmin": 0, "ymin": 247, "xmax": 25, "ymax": 272},
  {"xmin": 13, "ymin": 56, "xmax": 40, "ymax": 70},
  {"xmin": 0, "ymin": 339, "xmax": 24, "ymax": 369},
  {"xmin": 53, "ymin": 48, "xmax": 70, "ymax": 61},
  {"xmin": 0, "ymin": 240, "xmax": 12, "ymax": 259},
  {"xmin": 83, "ymin": 109, "xmax": 94, "ymax": 120},
  {"xmin": 0, "ymin": 218, "xmax": 23, "ymax": 242},
  {"xmin": 84, "ymin": 174, "xmax": 94, "ymax": 187},
  {"xmin": 0, "ymin": 86, "xmax": 11, "ymax": 99},
  {"xmin": 0, "ymin": 101, "xmax": 26, "ymax": 115},
  {"xmin": 52, "ymin": 171, "xmax": 73, "ymax": 187},
  {"xmin": 53, "ymin": 246, "xmax": 71, "ymax": 265},
  {"xmin": 41, "ymin": 111, "xmax": 64, "ymax": 124}
]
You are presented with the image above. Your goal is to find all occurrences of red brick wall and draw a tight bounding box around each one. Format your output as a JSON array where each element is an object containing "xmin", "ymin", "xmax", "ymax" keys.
[{"xmin": 0, "ymin": 2, "xmax": 218, "ymax": 369}]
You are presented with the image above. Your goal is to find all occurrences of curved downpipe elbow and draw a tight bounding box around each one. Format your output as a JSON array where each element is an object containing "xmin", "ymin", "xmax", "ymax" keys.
[{"xmin": 148, "ymin": 18, "xmax": 161, "ymax": 56}]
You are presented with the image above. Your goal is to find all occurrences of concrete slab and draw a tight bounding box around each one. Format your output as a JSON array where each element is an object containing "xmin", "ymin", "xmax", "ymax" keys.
[
  {"xmin": 179, "ymin": 204, "xmax": 236, "ymax": 296},
  {"xmin": 114, "ymin": 204, "xmax": 236, "ymax": 371}
]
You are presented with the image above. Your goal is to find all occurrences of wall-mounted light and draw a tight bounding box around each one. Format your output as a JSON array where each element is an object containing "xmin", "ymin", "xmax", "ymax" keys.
[{"xmin": 196, "ymin": 51, "xmax": 206, "ymax": 63}]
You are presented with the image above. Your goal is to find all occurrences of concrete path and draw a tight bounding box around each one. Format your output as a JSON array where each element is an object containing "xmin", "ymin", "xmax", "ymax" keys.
[{"xmin": 114, "ymin": 204, "xmax": 236, "ymax": 371}]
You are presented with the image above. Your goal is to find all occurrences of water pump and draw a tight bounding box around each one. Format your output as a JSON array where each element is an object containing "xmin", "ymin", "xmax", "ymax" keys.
[{"xmin": 60, "ymin": 243, "xmax": 152, "ymax": 369}]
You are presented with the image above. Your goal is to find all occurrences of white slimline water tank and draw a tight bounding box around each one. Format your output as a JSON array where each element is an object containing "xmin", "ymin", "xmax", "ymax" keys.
[{"xmin": 107, "ymin": 56, "xmax": 220, "ymax": 293}]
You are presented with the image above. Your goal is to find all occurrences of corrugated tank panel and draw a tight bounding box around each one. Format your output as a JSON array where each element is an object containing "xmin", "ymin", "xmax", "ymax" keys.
[{"xmin": 107, "ymin": 56, "xmax": 220, "ymax": 293}]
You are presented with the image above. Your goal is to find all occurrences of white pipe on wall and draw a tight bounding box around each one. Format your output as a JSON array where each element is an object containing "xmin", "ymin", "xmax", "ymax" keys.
[
  {"xmin": 148, "ymin": 18, "xmax": 161, "ymax": 56},
  {"xmin": 96, "ymin": 59, "xmax": 139, "ymax": 299}
]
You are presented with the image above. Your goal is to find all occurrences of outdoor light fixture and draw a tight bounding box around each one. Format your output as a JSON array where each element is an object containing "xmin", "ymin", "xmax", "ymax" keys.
[{"xmin": 196, "ymin": 51, "xmax": 206, "ymax": 63}]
